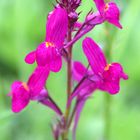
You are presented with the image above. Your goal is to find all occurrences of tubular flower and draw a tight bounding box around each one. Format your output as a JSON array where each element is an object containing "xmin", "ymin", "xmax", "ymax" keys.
[
  {"xmin": 93, "ymin": 0, "xmax": 122, "ymax": 28},
  {"xmin": 72, "ymin": 62, "xmax": 100, "ymax": 140},
  {"xmin": 25, "ymin": 6, "xmax": 68, "ymax": 72},
  {"xmin": 72, "ymin": 61, "xmax": 97, "ymax": 97},
  {"xmin": 9, "ymin": 66, "xmax": 49, "ymax": 113},
  {"xmin": 71, "ymin": 57, "xmax": 128, "ymax": 139},
  {"xmin": 82, "ymin": 37, "xmax": 128, "ymax": 94}
]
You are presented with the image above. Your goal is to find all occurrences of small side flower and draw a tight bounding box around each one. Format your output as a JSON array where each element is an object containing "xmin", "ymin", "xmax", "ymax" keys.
[
  {"xmin": 9, "ymin": 66, "xmax": 49, "ymax": 113},
  {"xmin": 93, "ymin": 0, "xmax": 122, "ymax": 28},
  {"xmin": 82, "ymin": 37, "xmax": 128, "ymax": 94}
]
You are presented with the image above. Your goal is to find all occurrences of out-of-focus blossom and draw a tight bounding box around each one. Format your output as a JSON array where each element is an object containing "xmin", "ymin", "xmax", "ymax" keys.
[
  {"xmin": 93, "ymin": 0, "xmax": 122, "ymax": 28},
  {"xmin": 25, "ymin": 7, "xmax": 68, "ymax": 72}
]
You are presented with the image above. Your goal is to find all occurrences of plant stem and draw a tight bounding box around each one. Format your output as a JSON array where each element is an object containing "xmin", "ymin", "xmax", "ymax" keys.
[
  {"xmin": 66, "ymin": 25, "xmax": 73, "ymax": 121},
  {"xmin": 62, "ymin": 18, "xmax": 73, "ymax": 140},
  {"xmin": 67, "ymin": 28, "xmax": 72, "ymax": 99}
]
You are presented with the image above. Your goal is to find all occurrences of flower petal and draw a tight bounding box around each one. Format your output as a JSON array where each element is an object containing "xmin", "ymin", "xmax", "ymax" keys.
[
  {"xmin": 100, "ymin": 62, "xmax": 128, "ymax": 94},
  {"xmin": 100, "ymin": 80, "xmax": 120, "ymax": 94},
  {"xmin": 25, "ymin": 51, "xmax": 36, "ymax": 64},
  {"xmin": 107, "ymin": 19, "xmax": 122, "ymax": 29},
  {"xmin": 111, "ymin": 63, "xmax": 128, "ymax": 80},
  {"xmin": 105, "ymin": 2, "xmax": 122, "ymax": 29},
  {"xmin": 46, "ymin": 7, "xmax": 68, "ymax": 49},
  {"xmin": 11, "ymin": 81, "xmax": 22, "ymax": 92},
  {"xmin": 94, "ymin": 0, "xmax": 105, "ymax": 12},
  {"xmin": 82, "ymin": 37, "xmax": 107, "ymax": 74},
  {"xmin": 11, "ymin": 82, "xmax": 30, "ymax": 113},
  {"xmin": 73, "ymin": 61, "xmax": 88, "ymax": 81},
  {"xmin": 27, "ymin": 66, "xmax": 50, "ymax": 98},
  {"xmin": 49, "ymin": 48, "xmax": 62, "ymax": 72},
  {"xmin": 36, "ymin": 43, "xmax": 50, "ymax": 66}
]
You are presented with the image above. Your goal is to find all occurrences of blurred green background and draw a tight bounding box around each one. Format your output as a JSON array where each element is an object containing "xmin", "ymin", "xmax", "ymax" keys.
[{"xmin": 0, "ymin": 0, "xmax": 140, "ymax": 140}]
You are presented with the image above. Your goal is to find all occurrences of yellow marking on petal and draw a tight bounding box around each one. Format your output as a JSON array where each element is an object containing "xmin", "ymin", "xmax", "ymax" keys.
[
  {"xmin": 22, "ymin": 82, "xmax": 29, "ymax": 91},
  {"xmin": 45, "ymin": 42, "xmax": 54, "ymax": 48},
  {"xmin": 104, "ymin": 64, "xmax": 111, "ymax": 71},
  {"xmin": 104, "ymin": 3, "xmax": 109, "ymax": 12}
]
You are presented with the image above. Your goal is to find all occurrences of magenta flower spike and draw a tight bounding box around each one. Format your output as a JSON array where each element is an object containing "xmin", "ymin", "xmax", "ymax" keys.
[
  {"xmin": 6, "ymin": 1, "xmax": 128, "ymax": 139},
  {"xmin": 9, "ymin": 66, "xmax": 49, "ymax": 113},
  {"xmin": 93, "ymin": 0, "xmax": 122, "ymax": 28},
  {"xmin": 83, "ymin": 37, "xmax": 128, "ymax": 94},
  {"xmin": 25, "ymin": 6, "xmax": 68, "ymax": 72}
]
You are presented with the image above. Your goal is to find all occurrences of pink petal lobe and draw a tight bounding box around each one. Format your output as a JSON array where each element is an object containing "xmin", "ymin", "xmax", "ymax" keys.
[
  {"xmin": 27, "ymin": 66, "xmax": 50, "ymax": 98},
  {"xmin": 11, "ymin": 82, "xmax": 30, "ymax": 113},
  {"xmin": 8, "ymin": 81, "xmax": 22, "ymax": 97},
  {"xmin": 82, "ymin": 37, "xmax": 107, "ymax": 74},
  {"xmin": 105, "ymin": 2, "xmax": 122, "ymax": 29},
  {"xmin": 94, "ymin": 0, "xmax": 105, "ymax": 12},
  {"xmin": 100, "ymin": 62, "xmax": 128, "ymax": 94},
  {"xmin": 111, "ymin": 63, "xmax": 128, "ymax": 80},
  {"xmin": 25, "ymin": 51, "xmax": 36, "ymax": 64},
  {"xmin": 49, "ymin": 47, "xmax": 62, "ymax": 72},
  {"xmin": 100, "ymin": 80, "xmax": 120, "ymax": 94},
  {"xmin": 73, "ymin": 61, "xmax": 88, "ymax": 81},
  {"xmin": 46, "ymin": 7, "xmax": 68, "ymax": 49},
  {"xmin": 107, "ymin": 19, "xmax": 122, "ymax": 29},
  {"xmin": 36, "ymin": 43, "xmax": 50, "ymax": 66},
  {"xmin": 11, "ymin": 81, "xmax": 22, "ymax": 91}
]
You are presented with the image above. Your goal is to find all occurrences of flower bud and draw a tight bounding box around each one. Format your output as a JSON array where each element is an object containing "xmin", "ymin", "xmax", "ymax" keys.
[{"xmin": 68, "ymin": 11, "xmax": 78, "ymax": 23}]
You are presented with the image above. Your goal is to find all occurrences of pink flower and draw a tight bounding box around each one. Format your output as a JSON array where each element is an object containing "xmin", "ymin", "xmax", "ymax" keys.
[
  {"xmin": 93, "ymin": 0, "xmax": 122, "ymax": 28},
  {"xmin": 82, "ymin": 37, "xmax": 128, "ymax": 94},
  {"xmin": 25, "ymin": 6, "xmax": 68, "ymax": 72},
  {"xmin": 9, "ymin": 66, "xmax": 49, "ymax": 113}
]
